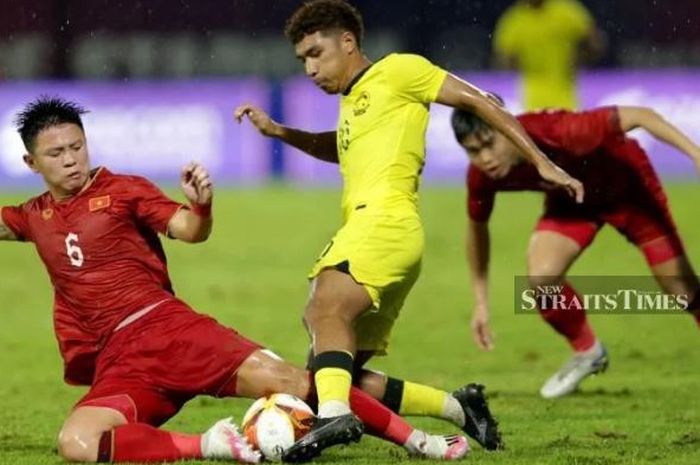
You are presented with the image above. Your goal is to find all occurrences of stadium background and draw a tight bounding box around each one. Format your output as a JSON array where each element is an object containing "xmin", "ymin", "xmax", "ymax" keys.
[{"xmin": 0, "ymin": 1, "xmax": 698, "ymax": 464}]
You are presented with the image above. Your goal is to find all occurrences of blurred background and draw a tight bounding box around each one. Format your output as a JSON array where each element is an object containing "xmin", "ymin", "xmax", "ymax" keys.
[{"xmin": 1, "ymin": 0, "xmax": 699, "ymax": 187}]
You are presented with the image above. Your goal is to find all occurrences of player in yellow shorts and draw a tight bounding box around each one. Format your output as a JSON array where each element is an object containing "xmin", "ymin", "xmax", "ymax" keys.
[{"xmin": 235, "ymin": 1, "xmax": 583, "ymax": 461}]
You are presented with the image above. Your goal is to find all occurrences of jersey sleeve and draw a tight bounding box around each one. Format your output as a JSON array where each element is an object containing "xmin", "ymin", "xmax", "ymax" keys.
[
  {"xmin": 1, "ymin": 205, "xmax": 31, "ymax": 241},
  {"xmin": 385, "ymin": 54, "xmax": 448, "ymax": 103},
  {"xmin": 558, "ymin": 0, "xmax": 593, "ymax": 40},
  {"xmin": 466, "ymin": 165, "xmax": 496, "ymax": 222},
  {"xmin": 518, "ymin": 107, "xmax": 623, "ymax": 156},
  {"xmin": 126, "ymin": 176, "xmax": 185, "ymax": 235}
]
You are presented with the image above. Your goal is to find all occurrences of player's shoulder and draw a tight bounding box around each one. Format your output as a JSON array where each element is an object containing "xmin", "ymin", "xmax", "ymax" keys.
[
  {"xmin": 12, "ymin": 191, "xmax": 52, "ymax": 213},
  {"xmin": 379, "ymin": 53, "xmax": 437, "ymax": 73},
  {"xmin": 497, "ymin": 1, "xmax": 527, "ymax": 25},
  {"xmin": 98, "ymin": 168, "xmax": 156, "ymax": 190}
]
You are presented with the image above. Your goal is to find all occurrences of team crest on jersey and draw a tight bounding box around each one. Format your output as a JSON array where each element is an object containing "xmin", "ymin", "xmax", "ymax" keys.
[
  {"xmin": 41, "ymin": 208, "xmax": 53, "ymax": 220},
  {"xmin": 353, "ymin": 91, "xmax": 370, "ymax": 116},
  {"xmin": 89, "ymin": 195, "xmax": 111, "ymax": 212}
]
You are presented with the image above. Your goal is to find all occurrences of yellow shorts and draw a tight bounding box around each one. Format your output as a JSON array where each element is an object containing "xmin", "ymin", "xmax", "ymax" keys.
[{"xmin": 308, "ymin": 210, "xmax": 423, "ymax": 354}]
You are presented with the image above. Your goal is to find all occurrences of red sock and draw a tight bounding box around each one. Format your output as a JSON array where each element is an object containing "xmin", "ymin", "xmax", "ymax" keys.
[
  {"xmin": 349, "ymin": 386, "xmax": 412, "ymax": 446},
  {"xmin": 98, "ymin": 424, "xmax": 202, "ymax": 463},
  {"xmin": 538, "ymin": 282, "xmax": 596, "ymax": 352},
  {"xmin": 304, "ymin": 371, "xmax": 413, "ymax": 446}
]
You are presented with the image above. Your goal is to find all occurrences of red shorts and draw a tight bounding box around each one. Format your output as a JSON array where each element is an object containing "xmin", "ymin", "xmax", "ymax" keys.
[
  {"xmin": 536, "ymin": 178, "xmax": 685, "ymax": 266},
  {"xmin": 75, "ymin": 299, "xmax": 262, "ymax": 426}
]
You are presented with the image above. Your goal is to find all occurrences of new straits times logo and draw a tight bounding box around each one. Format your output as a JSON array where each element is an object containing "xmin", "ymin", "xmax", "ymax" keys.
[{"xmin": 515, "ymin": 276, "xmax": 690, "ymax": 314}]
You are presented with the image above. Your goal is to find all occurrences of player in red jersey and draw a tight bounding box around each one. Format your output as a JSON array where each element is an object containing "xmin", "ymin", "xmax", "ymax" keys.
[
  {"xmin": 0, "ymin": 97, "xmax": 472, "ymax": 463},
  {"xmin": 451, "ymin": 104, "xmax": 700, "ymax": 398}
]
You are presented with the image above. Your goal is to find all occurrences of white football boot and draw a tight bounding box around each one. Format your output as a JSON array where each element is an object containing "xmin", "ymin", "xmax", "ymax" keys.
[
  {"xmin": 201, "ymin": 417, "xmax": 261, "ymax": 463},
  {"xmin": 540, "ymin": 341, "xmax": 609, "ymax": 399}
]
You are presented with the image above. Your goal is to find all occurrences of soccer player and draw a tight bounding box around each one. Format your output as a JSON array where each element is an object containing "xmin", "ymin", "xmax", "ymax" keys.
[
  {"xmin": 0, "ymin": 97, "xmax": 473, "ymax": 463},
  {"xmin": 493, "ymin": 0, "xmax": 605, "ymax": 110},
  {"xmin": 235, "ymin": 0, "xmax": 585, "ymax": 460},
  {"xmin": 452, "ymin": 104, "xmax": 700, "ymax": 398}
]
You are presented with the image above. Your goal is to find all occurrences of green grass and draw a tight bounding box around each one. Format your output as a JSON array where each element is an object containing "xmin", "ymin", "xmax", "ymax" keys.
[{"xmin": 0, "ymin": 184, "xmax": 698, "ymax": 464}]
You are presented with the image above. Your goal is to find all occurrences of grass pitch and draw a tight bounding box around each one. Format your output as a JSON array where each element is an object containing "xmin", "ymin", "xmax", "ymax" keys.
[{"xmin": 0, "ymin": 184, "xmax": 698, "ymax": 464}]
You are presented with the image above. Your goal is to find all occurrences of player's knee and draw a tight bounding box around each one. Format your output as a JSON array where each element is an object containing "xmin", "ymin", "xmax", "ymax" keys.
[
  {"xmin": 303, "ymin": 299, "xmax": 344, "ymax": 328},
  {"xmin": 275, "ymin": 367, "xmax": 310, "ymax": 398},
  {"xmin": 57, "ymin": 429, "xmax": 99, "ymax": 462}
]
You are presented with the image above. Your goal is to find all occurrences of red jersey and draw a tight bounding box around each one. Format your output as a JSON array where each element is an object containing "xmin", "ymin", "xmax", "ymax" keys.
[
  {"xmin": 1, "ymin": 168, "xmax": 184, "ymax": 385},
  {"xmin": 467, "ymin": 107, "xmax": 664, "ymax": 221}
]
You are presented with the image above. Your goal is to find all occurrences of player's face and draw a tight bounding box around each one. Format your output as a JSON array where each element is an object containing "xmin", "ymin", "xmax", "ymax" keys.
[
  {"xmin": 24, "ymin": 123, "xmax": 92, "ymax": 198},
  {"xmin": 461, "ymin": 128, "xmax": 520, "ymax": 179},
  {"xmin": 295, "ymin": 31, "xmax": 352, "ymax": 94}
]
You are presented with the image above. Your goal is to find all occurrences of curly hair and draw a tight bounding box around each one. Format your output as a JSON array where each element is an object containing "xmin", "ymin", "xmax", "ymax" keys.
[{"xmin": 284, "ymin": 0, "xmax": 364, "ymax": 47}]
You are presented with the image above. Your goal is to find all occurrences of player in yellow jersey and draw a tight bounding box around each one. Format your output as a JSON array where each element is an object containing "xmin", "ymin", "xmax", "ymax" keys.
[
  {"xmin": 235, "ymin": 1, "xmax": 584, "ymax": 461},
  {"xmin": 493, "ymin": 0, "xmax": 605, "ymax": 110}
]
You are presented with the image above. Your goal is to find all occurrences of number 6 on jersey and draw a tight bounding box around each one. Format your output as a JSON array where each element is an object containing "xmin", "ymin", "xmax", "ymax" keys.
[{"xmin": 65, "ymin": 233, "xmax": 84, "ymax": 267}]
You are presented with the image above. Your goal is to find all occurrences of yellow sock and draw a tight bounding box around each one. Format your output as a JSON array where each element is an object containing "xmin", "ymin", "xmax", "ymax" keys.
[
  {"xmin": 399, "ymin": 381, "xmax": 448, "ymax": 417},
  {"xmin": 315, "ymin": 367, "xmax": 352, "ymax": 409}
]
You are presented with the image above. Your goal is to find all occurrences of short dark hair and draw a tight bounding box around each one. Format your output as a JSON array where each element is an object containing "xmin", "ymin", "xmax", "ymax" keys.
[
  {"xmin": 14, "ymin": 96, "xmax": 87, "ymax": 152},
  {"xmin": 451, "ymin": 109, "xmax": 488, "ymax": 143},
  {"xmin": 450, "ymin": 93, "xmax": 505, "ymax": 142},
  {"xmin": 284, "ymin": 0, "xmax": 364, "ymax": 47}
]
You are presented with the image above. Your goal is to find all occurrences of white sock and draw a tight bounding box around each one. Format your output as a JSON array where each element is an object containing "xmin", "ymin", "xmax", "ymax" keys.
[
  {"xmin": 442, "ymin": 395, "xmax": 466, "ymax": 427},
  {"xmin": 317, "ymin": 400, "xmax": 351, "ymax": 418},
  {"xmin": 404, "ymin": 430, "xmax": 429, "ymax": 456},
  {"xmin": 404, "ymin": 430, "xmax": 466, "ymax": 459}
]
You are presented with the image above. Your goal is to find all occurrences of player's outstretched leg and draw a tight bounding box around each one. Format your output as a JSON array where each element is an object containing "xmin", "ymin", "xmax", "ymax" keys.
[
  {"xmin": 539, "ymin": 341, "xmax": 609, "ymax": 399},
  {"xmin": 356, "ymin": 363, "xmax": 503, "ymax": 450},
  {"xmin": 59, "ymin": 406, "xmax": 260, "ymax": 463}
]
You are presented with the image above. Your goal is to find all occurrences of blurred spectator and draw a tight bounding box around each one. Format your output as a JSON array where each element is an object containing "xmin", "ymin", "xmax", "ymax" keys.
[{"xmin": 493, "ymin": 0, "xmax": 605, "ymax": 110}]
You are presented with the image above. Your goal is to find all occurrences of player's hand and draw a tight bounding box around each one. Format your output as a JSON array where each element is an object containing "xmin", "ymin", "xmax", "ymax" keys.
[
  {"xmin": 471, "ymin": 305, "xmax": 494, "ymax": 351},
  {"xmin": 537, "ymin": 162, "xmax": 585, "ymax": 203},
  {"xmin": 234, "ymin": 104, "xmax": 281, "ymax": 137},
  {"xmin": 181, "ymin": 162, "xmax": 213, "ymax": 206}
]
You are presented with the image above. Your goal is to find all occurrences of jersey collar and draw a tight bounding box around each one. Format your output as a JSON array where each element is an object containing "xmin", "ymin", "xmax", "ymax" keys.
[{"xmin": 342, "ymin": 62, "xmax": 374, "ymax": 96}]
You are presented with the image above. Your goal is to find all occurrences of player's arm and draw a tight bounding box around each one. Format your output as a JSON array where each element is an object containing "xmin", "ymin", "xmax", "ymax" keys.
[
  {"xmin": 0, "ymin": 208, "xmax": 18, "ymax": 241},
  {"xmin": 167, "ymin": 163, "xmax": 213, "ymax": 243},
  {"xmin": 467, "ymin": 219, "xmax": 493, "ymax": 351},
  {"xmin": 436, "ymin": 75, "xmax": 584, "ymax": 202},
  {"xmin": 234, "ymin": 104, "xmax": 338, "ymax": 164},
  {"xmin": 618, "ymin": 106, "xmax": 700, "ymax": 172}
]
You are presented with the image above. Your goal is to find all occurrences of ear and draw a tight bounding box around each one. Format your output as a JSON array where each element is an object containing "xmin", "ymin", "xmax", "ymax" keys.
[
  {"xmin": 23, "ymin": 153, "xmax": 40, "ymax": 173},
  {"xmin": 340, "ymin": 31, "xmax": 356, "ymax": 54}
]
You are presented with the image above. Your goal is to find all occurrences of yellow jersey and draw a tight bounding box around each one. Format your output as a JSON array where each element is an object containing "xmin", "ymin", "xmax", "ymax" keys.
[
  {"xmin": 494, "ymin": 0, "xmax": 592, "ymax": 110},
  {"xmin": 336, "ymin": 53, "xmax": 447, "ymax": 221}
]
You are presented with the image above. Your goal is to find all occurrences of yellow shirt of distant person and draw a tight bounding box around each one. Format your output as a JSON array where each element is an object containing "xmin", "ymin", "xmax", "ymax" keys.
[
  {"xmin": 309, "ymin": 53, "xmax": 447, "ymax": 354},
  {"xmin": 494, "ymin": 0, "xmax": 593, "ymax": 110}
]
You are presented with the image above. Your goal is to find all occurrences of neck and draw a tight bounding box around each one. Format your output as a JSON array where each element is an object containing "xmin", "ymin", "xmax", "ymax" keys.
[
  {"xmin": 48, "ymin": 168, "xmax": 97, "ymax": 201},
  {"xmin": 49, "ymin": 187, "xmax": 78, "ymax": 201},
  {"xmin": 341, "ymin": 54, "xmax": 372, "ymax": 92}
]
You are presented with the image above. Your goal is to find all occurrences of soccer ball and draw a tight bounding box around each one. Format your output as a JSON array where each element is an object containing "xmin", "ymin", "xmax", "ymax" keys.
[{"xmin": 241, "ymin": 393, "xmax": 315, "ymax": 461}]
